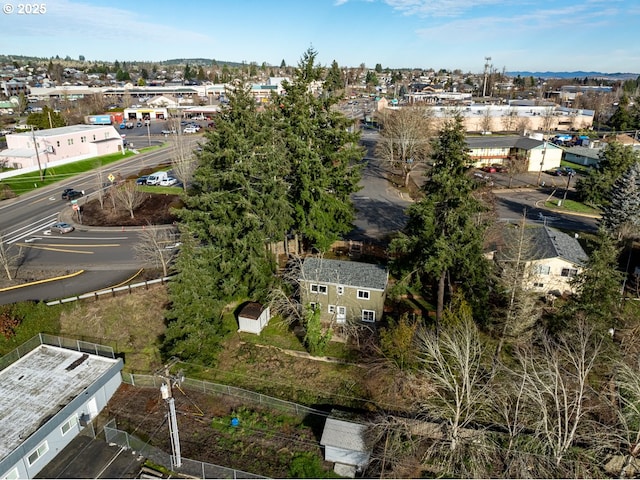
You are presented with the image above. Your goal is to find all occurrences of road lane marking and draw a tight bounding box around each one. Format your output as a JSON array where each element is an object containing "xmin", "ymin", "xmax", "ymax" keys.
[
  {"xmin": 18, "ymin": 243, "xmax": 120, "ymax": 247},
  {"xmin": 19, "ymin": 245, "xmax": 94, "ymax": 254}
]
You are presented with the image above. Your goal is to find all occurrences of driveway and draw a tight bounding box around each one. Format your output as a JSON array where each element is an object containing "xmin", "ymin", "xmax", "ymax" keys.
[{"xmin": 347, "ymin": 130, "xmax": 411, "ymax": 243}]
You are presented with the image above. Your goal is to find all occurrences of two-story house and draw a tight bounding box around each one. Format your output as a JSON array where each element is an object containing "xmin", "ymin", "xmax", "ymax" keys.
[
  {"xmin": 299, "ymin": 258, "xmax": 388, "ymax": 324},
  {"xmin": 495, "ymin": 225, "xmax": 588, "ymax": 295}
]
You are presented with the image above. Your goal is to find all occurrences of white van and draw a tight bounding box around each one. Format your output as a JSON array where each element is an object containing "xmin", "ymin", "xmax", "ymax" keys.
[{"xmin": 146, "ymin": 171, "xmax": 168, "ymax": 185}]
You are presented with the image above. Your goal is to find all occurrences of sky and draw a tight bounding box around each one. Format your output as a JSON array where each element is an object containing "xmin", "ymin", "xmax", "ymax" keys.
[{"xmin": 1, "ymin": 0, "xmax": 638, "ymax": 74}]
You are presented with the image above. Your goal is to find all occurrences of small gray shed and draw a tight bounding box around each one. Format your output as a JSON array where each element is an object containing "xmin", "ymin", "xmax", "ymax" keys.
[
  {"xmin": 237, "ymin": 302, "xmax": 271, "ymax": 335},
  {"xmin": 320, "ymin": 417, "xmax": 371, "ymax": 476}
]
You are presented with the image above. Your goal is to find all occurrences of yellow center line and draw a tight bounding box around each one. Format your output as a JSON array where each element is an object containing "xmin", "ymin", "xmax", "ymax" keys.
[
  {"xmin": 17, "ymin": 243, "xmax": 120, "ymax": 248},
  {"xmin": 25, "ymin": 246, "xmax": 93, "ymax": 254}
]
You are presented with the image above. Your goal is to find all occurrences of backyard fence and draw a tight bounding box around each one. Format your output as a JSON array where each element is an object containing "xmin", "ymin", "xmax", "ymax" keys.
[
  {"xmin": 121, "ymin": 373, "xmax": 325, "ymax": 418},
  {"xmin": 103, "ymin": 419, "xmax": 266, "ymax": 479},
  {"xmin": 46, "ymin": 276, "xmax": 173, "ymax": 306}
]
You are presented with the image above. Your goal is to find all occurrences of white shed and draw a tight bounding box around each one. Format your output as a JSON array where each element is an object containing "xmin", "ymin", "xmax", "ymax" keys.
[
  {"xmin": 320, "ymin": 417, "xmax": 371, "ymax": 477},
  {"xmin": 237, "ymin": 302, "xmax": 271, "ymax": 335}
]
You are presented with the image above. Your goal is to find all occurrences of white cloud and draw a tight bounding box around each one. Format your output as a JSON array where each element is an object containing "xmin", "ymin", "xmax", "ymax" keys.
[
  {"xmin": 2, "ymin": 0, "xmax": 211, "ymax": 45},
  {"xmin": 383, "ymin": 0, "xmax": 508, "ymax": 18}
]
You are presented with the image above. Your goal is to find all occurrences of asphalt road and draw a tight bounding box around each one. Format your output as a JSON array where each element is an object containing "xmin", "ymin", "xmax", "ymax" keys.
[
  {"xmin": 346, "ymin": 129, "xmax": 411, "ymax": 242},
  {"xmin": 0, "ymin": 143, "xmax": 196, "ymax": 304}
]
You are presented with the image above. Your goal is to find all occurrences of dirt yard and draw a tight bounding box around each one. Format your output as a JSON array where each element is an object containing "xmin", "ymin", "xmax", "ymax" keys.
[
  {"xmin": 81, "ymin": 192, "xmax": 181, "ymax": 227},
  {"xmin": 103, "ymin": 383, "xmax": 332, "ymax": 478}
]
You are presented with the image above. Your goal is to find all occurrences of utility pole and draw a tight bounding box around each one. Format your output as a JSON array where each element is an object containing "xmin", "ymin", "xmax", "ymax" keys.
[
  {"xmin": 536, "ymin": 139, "xmax": 548, "ymax": 186},
  {"xmin": 156, "ymin": 359, "xmax": 183, "ymax": 470},
  {"xmin": 30, "ymin": 126, "xmax": 44, "ymax": 181}
]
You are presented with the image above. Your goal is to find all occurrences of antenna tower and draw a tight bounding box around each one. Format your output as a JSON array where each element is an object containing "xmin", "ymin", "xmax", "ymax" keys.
[{"xmin": 482, "ymin": 56, "xmax": 492, "ymax": 97}]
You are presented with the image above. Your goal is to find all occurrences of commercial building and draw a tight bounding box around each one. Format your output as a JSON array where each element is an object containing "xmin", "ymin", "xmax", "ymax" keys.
[
  {"xmin": 0, "ymin": 124, "xmax": 124, "ymax": 179},
  {"xmin": 0, "ymin": 335, "xmax": 123, "ymax": 480}
]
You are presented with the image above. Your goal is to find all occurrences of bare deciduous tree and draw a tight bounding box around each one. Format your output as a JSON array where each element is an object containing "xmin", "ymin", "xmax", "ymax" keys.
[
  {"xmin": 170, "ymin": 130, "xmax": 197, "ymax": 191},
  {"xmin": 493, "ymin": 215, "xmax": 542, "ymax": 357},
  {"xmin": 134, "ymin": 224, "xmax": 179, "ymax": 276},
  {"xmin": 414, "ymin": 300, "xmax": 492, "ymax": 453},
  {"xmin": 509, "ymin": 321, "xmax": 604, "ymax": 468},
  {"xmin": 501, "ymin": 107, "xmax": 519, "ymax": 132},
  {"xmin": 113, "ymin": 180, "xmax": 145, "ymax": 219},
  {"xmin": 92, "ymin": 163, "xmax": 107, "ymax": 209},
  {"xmin": 479, "ymin": 106, "xmax": 493, "ymax": 133},
  {"xmin": 0, "ymin": 233, "xmax": 20, "ymax": 280},
  {"xmin": 376, "ymin": 106, "xmax": 434, "ymax": 187}
]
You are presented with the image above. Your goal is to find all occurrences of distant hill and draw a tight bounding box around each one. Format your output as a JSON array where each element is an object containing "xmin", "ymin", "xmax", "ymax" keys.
[
  {"xmin": 507, "ymin": 71, "xmax": 639, "ymax": 80},
  {"xmin": 160, "ymin": 58, "xmax": 253, "ymax": 68}
]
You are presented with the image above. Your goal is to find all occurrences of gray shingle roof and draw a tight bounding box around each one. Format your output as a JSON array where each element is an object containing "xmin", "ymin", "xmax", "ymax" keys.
[
  {"xmin": 524, "ymin": 226, "xmax": 588, "ymax": 265},
  {"xmin": 565, "ymin": 145, "xmax": 601, "ymax": 160},
  {"xmin": 466, "ymin": 135, "xmax": 562, "ymax": 151},
  {"xmin": 300, "ymin": 258, "xmax": 388, "ymax": 291}
]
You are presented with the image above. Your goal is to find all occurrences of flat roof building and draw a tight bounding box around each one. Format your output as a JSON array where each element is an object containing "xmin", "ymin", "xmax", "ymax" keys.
[{"xmin": 0, "ymin": 335, "xmax": 123, "ymax": 480}]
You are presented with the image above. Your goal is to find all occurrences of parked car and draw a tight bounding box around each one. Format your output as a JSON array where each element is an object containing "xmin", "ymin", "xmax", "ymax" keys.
[
  {"xmin": 119, "ymin": 123, "xmax": 126, "ymax": 129},
  {"xmin": 146, "ymin": 171, "xmax": 169, "ymax": 185},
  {"xmin": 61, "ymin": 189, "xmax": 83, "ymax": 200},
  {"xmin": 159, "ymin": 176, "xmax": 178, "ymax": 186},
  {"xmin": 481, "ymin": 165, "xmax": 497, "ymax": 173},
  {"xmin": 563, "ymin": 166, "xmax": 576, "ymax": 176},
  {"xmin": 50, "ymin": 222, "xmax": 74, "ymax": 234},
  {"xmin": 135, "ymin": 176, "xmax": 149, "ymax": 185},
  {"xmin": 136, "ymin": 121, "xmax": 143, "ymax": 128},
  {"xmin": 183, "ymin": 126, "xmax": 197, "ymax": 134},
  {"xmin": 161, "ymin": 129, "xmax": 176, "ymax": 135}
]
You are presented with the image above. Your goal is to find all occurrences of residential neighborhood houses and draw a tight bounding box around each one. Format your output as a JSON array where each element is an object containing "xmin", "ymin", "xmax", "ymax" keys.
[{"xmin": 2, "ymin": 51, "xmax": 640, "ymax": 479}]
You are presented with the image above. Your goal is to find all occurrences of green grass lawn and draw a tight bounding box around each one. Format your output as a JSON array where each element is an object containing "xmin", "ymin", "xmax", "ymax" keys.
[
  {"xmin": 545, "ymin": 199, "xmax": 601, "ymax": 215},
  {"xmin": 1, "ymin": 145, "xmax": 166, "ymax": 196}
]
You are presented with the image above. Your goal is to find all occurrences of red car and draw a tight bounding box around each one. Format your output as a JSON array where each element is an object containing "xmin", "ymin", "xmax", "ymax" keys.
[{"xmin": 482, "ymin": 166, "xmax": 497, "ymax": 173}]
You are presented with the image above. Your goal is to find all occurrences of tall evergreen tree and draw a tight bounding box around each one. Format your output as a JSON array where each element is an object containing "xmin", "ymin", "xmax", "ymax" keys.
[
  {"xmin": 390, "ymin": 115, "xmax": 489, "ymax": 326},
  {"xmin": 324, "ymin": 60, "xmax": 344, "ymax": 95},
  {"xmin": 576, "ymin": 141, "xmax": 640, "ymax": 207},
  {"xmin": 165, "ymin": 85, "xmax": 291, "ymax": 362},
  {"xmin": 568, "ymin": 228, "xmax": 624, "ymax": 325},
  {"xmin": 608, "ymin": 94, "xmax": 634, "ymax": 131},
  {"xmin": 275, "ymin": 48, "xmax": 364, "ymax": 251},
  {"xmin": 601, "ymin": 161, "xmax": 640, "ymax": 238}
]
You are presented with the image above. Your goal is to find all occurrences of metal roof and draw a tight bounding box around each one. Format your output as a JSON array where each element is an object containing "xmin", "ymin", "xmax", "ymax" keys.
[
  {"xmin": 0, "ymin": 345, "xmax": 119, "ymax": 460},
  {"xmin": 300, "ymin": 258, "xmax": 388, "ymax": 291},
  {"xmin": 9, "ymin": 124, "xmax": 117, "ymax": 138},
  {"xmin": 320, "ymin": 417, "xmax": 368, "ymax": 452}
]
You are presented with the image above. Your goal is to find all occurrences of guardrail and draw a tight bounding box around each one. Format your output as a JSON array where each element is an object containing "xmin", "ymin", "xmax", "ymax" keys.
[{"xmin": 46, "ymin": 276, "xmax": 173, "ymax": 306}]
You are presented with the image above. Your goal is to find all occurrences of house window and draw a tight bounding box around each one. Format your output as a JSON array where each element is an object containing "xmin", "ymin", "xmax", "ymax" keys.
[
  {"xmin": 3, "ymin": 468, "xmax": 19, "ymax": 480},
  {"xmin": 309, "ymin": 302, "xmax": 320, "ymax": 311},
  {"xmin": 328, "ymin": 305, "xmax": 336, "ymax": 314},
  {"xmin": 27, "ymin": 441, "xmax": 49, "ymax": 466},
  {"xmin": 357, "ymin": 289, "xmax": 370, "ymax": 300},
  {"xmin": 61, "ymin": 416, "xmax": 77, "ymax": 435},
  {"xmin": 80, "ymin": 136, "xmax": 86, "ymax": 143},
  {"xmin": 67, "ymin": 138, "xmax": 74, "ymax": 145},
  {"xmin": 362, "ymin": 310, "xmax": 375, "ymax": 323},
  {"xmin": 534, "ymin": 265, "xmax": 551, "ymax": 275},
  {"xmin": 561, "ymin": 268, "xmax": 578, "ymax": 278},
  {"xmin": 56, "ymin": 140, "xmax": 60, "ymax": 147},
  {"xmin": 310, "ymin": 284, "xmax": 328, "ymax": 294},
  {"xmin": 92, "ymin": 135, "xmax": 96, "ymax": 141},
  {"xmin": 533, "ymin": 282, "xmax": 544, "ymax": 288},
  {"xmin": 336, "ymin": 285, "xmax": 344, "ymax": 295}
]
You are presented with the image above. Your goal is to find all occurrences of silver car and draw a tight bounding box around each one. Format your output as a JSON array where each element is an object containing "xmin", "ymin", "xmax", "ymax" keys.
[{"xmin": 51, "ymin": 222, "xmax": 74, "ymax": 234}]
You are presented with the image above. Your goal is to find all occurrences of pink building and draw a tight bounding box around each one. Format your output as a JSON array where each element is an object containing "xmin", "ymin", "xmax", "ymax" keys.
[{"xmin": 0, "ymin": 125, "xmax": 124, "ymax": 175}]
